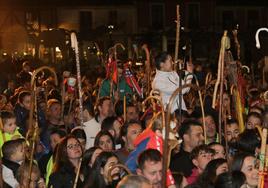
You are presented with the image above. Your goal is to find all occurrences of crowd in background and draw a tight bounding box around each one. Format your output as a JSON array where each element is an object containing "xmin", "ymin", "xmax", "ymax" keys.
[{"xmin": 0, "ymin": 46, "xmax": 266, "ymax": 188}]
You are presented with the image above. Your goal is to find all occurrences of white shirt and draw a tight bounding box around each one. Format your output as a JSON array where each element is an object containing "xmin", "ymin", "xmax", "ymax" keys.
[
  {"xmin": 83, "ymin": 118, "xmax": 101, "ymax": 149},
  {"xmin": 2, "ymin": 165, "xmax": 19, "ymax": 188},
  {"xmin": 152, "ymin": 70, "xmax": 192, "ymax": 113}
]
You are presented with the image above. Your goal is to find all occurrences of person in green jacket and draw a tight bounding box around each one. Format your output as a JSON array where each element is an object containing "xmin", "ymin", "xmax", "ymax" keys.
[
  {"xmin": 99, "ymin": 61, "xmax": 133, "ymax": 102},
  {"xmin": 0, "ymin": 111, "xmax": 23, "ymax": 150}
]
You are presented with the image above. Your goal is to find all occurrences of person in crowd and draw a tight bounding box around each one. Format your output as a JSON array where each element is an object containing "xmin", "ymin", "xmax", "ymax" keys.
[
  {"xmin": 152, "ymin": 52, "xmax": 193, "ymax": 113},
  {"xmin": 208, "ymin": 142, "xmax": 226, "ymax": 159},
  {"xmin": 0, "ymin": 110, "xmax": 23, "ymax": 148},
  {"xmin": 231, "ymin": 153, "xmax": 258, "ymax": 188},
  {"xmin": 136, "ymin": 149, "xmax": 163, "ymax": 188},
  {"xmin": 14, "ymin": 91, "xmax": 31, "ymax": 135},
  {"xmin": 95, "ymin": 96, "xmax": 114, "ymax": 124},
  {"xmin": 83, "ymin": 151, "xmax": 121, "ymax": 188},
  {"xmin": 94, "ymin": 130, "xmax": 115, "ymax": 152},
  {"xmin": 172, "ymin": 172, "xmax": 188, "ymax": 188},
  {"xmin": 214, "ymin": 171, "xmax": 246, "ymax": 188},
  {"xmin": 246, "ymin": 112, "xmax": 262, "ymax": 130},
  {"xmin": 115, "ymin": 120, "xmax": 142, "ymax": 163},
  {"xmin": 170, "ymin": 120, "xmax": 205, "ymax": 177},
  {"xmin": 101, "ymin": 116, "xmax": 123, "ymax": 146},
  {"xmin": 71, "ymin": 128, "xmax": 87, "ymax": 151},
  {"xmin": 174, "ymin": 109, "xmax": 190, "ymax": 128},
  {"xmin": 201, "ymin": 114, "xmax": 219, "ymax": 144},
  {"xmin": 236, "ymin": 129, "xmax": 261, "ymax": 155},
  {"xmin": 40, "ymin": 99, "xmax": 64, "ymax": 151},
  {"xmin": 99, "ymin": 61, "xmax": 133, "ymax": 102},
  {"xmin": 46, "ymin": 99, "xmax": 64, "ymax": 129},
  {"xmin": 2, "ymin": 139, "xmax": 25, "ymax": 187},
  {"xmin": 16, "ymin": 61, "xmax": 31, "ymax": 90},
  {"xmin": 126, "ymin": 118, "xmax": 175, "ymax": 187},
  {"xmin": 192, "ymin": 158, "xmax": 228, "ymax": 188},
  {"xmin": 3, "ymin": 80, "xmax": 15, "ymax": 99},
  {"xmin": 116, "ymin": 175, "xmax": 152, "ymax": 188},
  {"xmin": 226, "ymin": 119, "xmax": 240, "ymax": 143},
  {"xmin": 81, "ymin": 146, "xmax": 103, "ymax": 179},
  {"xmin": 38, "ymin": 128, "xmax": 66, "ymax": 183},
  {"xmin": 126, "ymin": 103, "xmax": 140, "ymax": 122},
  {"xmin": 225, "ymin": 119, "xmax": 240, "ymax": 157},
  {"xmin": 16, "ymin": 162, "xmax": 45, "ymax": 188},
  {"xmin": 48, "ymin": 135, "xmax": 84, "ymax": 188},
  {"xmin": 80, "ymin": 100, "xmax": 101, "ymax": 149},
  {"xmin": 187, "ymin": 144, "xmax": 214, "ymax": 184}
]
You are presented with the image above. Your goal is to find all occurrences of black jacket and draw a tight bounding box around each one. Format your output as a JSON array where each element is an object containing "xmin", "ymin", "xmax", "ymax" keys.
[
  {"xmin": 48, "ymin": 165, "xmax": 83, "ymax": 188},
  {"xmin": 170, "ymin": 148, "xmax": 194, "ymax": 177}
]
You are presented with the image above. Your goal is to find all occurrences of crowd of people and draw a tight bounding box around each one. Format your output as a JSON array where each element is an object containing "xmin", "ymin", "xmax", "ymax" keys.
[{"xmin": 0, "ymin": 45, "xmax": 266, "ymax": 188}]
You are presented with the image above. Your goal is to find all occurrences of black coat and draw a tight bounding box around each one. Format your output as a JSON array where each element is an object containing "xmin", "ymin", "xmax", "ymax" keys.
[{"xmin": 48, "ymin": 165, "xmax": 83, "ymax": 188}]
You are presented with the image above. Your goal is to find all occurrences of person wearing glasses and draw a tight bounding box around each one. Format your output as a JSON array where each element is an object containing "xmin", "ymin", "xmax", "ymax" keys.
[{"xmin": 48, "ymin": 135, "xmax": 84, "ymax": 188}]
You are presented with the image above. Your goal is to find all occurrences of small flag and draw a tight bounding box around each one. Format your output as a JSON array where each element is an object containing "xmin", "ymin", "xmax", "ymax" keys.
[
  {"xmin": 124, "ymin": 66, "xmax": 142, "ymax": 96},
  {"xmin": 105, "ymin": 58, "xmax": 118, "ymax": 84}
]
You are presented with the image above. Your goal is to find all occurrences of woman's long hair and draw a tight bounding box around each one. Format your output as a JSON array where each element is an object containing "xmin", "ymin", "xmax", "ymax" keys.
[
  {"xmin": 215, "ymin": 171, "xmax": 246, "ymax": 188},
  {"xmin": 81, "ymin": 146, "xmax": 102, "ymax": 179},
  {"xmin": 83, "ymin": 151, "xmax": 118, "ymax": 188},
  {"xmin": 231, "ymin": 152, "xmax": 254, "ymax": 172},
  {"xmin": 53, "ymin": 135, "xmax": 82, "ymax": 173},
  {"xmin": 195, "ymin": 158, "xmax": 228, "ymax": 188}
]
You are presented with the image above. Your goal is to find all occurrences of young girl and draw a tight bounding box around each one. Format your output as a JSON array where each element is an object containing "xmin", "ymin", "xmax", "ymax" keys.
[{"xmin": 16, "ymin": 162, "xmax": 45, "ymax": 188}]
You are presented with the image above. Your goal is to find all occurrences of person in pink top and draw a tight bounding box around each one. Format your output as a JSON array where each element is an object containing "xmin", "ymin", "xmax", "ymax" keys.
[{"xmin": 187, "ymin": 144, "xmax": 214, "ymax": 184}]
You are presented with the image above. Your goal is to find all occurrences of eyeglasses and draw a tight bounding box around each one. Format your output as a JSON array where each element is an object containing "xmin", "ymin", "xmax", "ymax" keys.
[{"xmin": 67, "ymin": 143, "xmax": 81, "ymax": 150}]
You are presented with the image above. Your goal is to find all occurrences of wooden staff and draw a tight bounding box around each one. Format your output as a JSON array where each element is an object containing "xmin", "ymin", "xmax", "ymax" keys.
[
  {"xmin": 184, "ymin": 73, "xmax": 207, "ymax": 143},
  {"xmin": 142, "ymin": 95, "xmax": 166, "ymax": 187},
  {"xmin": 61, "ymin": 78, "xmax": 65, "ymax": 121},
  {"xmin": 27, "ymin": 84, "xmax": 39, "ymax": 188},
  {"xmin": 73, "ymin": 157, "xmax": 82, "ymax": 188},
  {"xmin": 212, "ymin": 31, "xmax": 228, "ymax": 109},
  {"xmin": 123, "ymin": 95, "xmax": 127, "ymax": 122},
  {"xmin": 142, "ymin": 95, "xmax": 165, "ymax": 128},
  {"xmin": 142, "ymin": 44, "xmax": 150, "ymax": 97},
  {"xmin": 61, "ymin": 71, "xmax": 71, "ymax": 121},
  {"xmin": 205, "ymin": 72, "xmax": 212, "ymax": 86},
  {"xmin": 232, "ymin": 28, "xmax": 240, "ymax": 61},
  {"xmin": 28, "ymin": 66, "xmax": 58, "ymax": 139},
  {"xmin": 165, "ymin": 84, "xmax": 205, "ymax": 187},
  {"xmin": 230, "ymin": 85, "xmax": 244, "ymax": 132},
  {"xmin": 0, "ymin": 117, "xmax": 4, "ymax": 188},
  {"xmin": 174, "ymin": 5, "xmax": 180, "ymax": 70},
  {"xmin": 258, "ymin": 127, "xmax": 268, "ymax": 188},
  {"xmin": 71, "ymin": 32, "xmax": 83, "ymax": 126},
  {"xmin": 26, "ymin": 66, "xmax": 58, "ymax": 188}
]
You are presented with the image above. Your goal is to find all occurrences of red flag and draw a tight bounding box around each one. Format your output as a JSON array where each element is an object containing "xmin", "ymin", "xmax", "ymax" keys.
[{"xmin": 105, "ymin": 58, "xmax": 118, "ymax": 84}]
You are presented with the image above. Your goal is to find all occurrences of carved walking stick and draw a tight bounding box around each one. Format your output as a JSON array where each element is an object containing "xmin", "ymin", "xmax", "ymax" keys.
[{"xmin": 71, "ymin": 32, "xmax": 83, "ymax": 127}]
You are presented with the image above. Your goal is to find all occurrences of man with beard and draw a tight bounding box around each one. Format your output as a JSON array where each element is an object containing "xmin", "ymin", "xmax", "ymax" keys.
[
  {"xmin": 226, "ymin": 119, "xmax": 240, "ymax": 157},
  {"xmin": 170, "ymin": 120, "xmax": 204, "ymax": 177}
]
